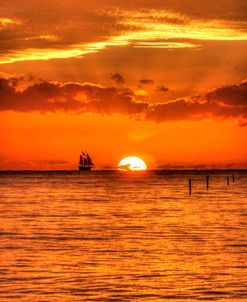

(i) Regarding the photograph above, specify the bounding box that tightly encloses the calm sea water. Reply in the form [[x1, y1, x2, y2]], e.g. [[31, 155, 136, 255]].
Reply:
[[0, 170, 247, 301]]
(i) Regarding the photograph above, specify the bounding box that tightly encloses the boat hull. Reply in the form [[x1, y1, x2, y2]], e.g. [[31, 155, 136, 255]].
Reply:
[[78, 165, 92, 171]]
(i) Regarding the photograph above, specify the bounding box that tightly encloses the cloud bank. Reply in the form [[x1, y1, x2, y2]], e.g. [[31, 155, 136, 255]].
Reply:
[[0, 73, 247, 124]]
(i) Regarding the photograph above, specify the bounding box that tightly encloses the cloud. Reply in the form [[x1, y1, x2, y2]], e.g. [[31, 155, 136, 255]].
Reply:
[[0, 6, 247, 64], [132, 41, 200, 49], [110, 73, 125, 84], [0, 73, 247, 125], [205, 79, 247, 107], [156, 85, 169, 93], [139, 79, 154, 85], [39, 160, 70, 165], [0, 18, 20, 28], [112, 9, 247, 41], [0, 42, 116, 65], [0, 73, 147, 115]]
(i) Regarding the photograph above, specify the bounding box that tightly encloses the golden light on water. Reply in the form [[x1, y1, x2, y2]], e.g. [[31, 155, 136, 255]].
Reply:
[[118, 156, 147, 171]]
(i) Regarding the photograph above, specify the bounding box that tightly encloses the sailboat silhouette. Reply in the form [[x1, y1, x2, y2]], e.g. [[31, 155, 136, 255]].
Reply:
[[78, 151, 94, 171]]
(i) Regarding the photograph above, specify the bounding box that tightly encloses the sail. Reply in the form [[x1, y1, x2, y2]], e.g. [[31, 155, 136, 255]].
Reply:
[[79, 153, 84, 165], [84, 155, 88, 166], [87, 154, 94, 166]]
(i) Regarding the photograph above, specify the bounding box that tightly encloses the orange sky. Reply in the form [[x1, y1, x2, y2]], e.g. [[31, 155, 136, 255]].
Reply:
[[0, 0, 247, 169]]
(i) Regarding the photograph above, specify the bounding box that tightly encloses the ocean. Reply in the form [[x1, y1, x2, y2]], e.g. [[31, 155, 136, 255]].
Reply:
[[0, 170, 247, 301]]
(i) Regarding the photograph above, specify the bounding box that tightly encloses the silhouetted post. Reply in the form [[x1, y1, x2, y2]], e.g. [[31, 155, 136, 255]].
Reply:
[[232, 174, 235, 182], [189, 179, 192, 195], [227, 176, 229, 186], [206, 175, 209, 190]]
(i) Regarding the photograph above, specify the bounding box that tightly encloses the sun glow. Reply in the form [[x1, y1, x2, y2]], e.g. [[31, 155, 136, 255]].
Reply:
[[118, 156, 147, 171]]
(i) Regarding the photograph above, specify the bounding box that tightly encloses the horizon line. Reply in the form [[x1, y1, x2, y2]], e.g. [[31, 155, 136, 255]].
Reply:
[[0, 168, 246, 172]]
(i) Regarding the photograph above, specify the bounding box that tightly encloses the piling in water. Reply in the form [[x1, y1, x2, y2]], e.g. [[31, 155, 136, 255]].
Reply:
[[227, 176, 229, 186], [189, 179, 192, 195], [232, 174, 235, 182], [206, 175, 209, 190]]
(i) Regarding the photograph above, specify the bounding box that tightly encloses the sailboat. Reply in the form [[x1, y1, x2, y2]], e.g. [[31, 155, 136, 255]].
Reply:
[[78, 151, 94, 171]]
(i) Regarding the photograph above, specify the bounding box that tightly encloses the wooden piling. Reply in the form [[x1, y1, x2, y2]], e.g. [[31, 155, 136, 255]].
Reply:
[[189, 179, 192, 195], [206, 175, 209, 190], [232, 174, 235, 182], [227, 176, 229, 186]]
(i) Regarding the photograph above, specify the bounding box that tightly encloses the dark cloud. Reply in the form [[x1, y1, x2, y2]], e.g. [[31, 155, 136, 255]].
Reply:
[[139, 79, 154, 85], [39, 160, 70, 165], [156, 85, 169, 93], [205, 79, 247, 107], [0, 73, 147, 115], [146, 79, 247, 122], [110, 73, 125, 84], [146, 98, 209, 122], [1, 73, 247, 125]]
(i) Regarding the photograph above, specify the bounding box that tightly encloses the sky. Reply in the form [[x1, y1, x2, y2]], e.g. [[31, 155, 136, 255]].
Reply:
[[0, 0, 247, 169]]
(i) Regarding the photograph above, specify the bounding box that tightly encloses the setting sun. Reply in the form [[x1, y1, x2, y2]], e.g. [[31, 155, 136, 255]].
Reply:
[[118, 156, 147, 171]]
